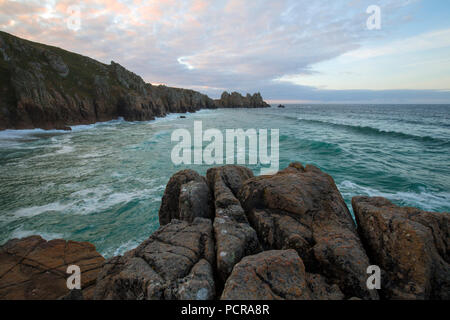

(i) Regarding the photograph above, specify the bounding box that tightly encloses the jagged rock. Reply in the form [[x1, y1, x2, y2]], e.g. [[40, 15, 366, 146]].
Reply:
[[221, 250, 311, 300], [175, 259, 215, 300], [215, 91, 270, 108], [0, 236, 104, 300], [93, 218, 215, 300], [352, 196, 450, 300], [206, 165, 261, 282], [179, 180, 214, 223], [237, 162, 378, 300], [159, 169, 212, 225]]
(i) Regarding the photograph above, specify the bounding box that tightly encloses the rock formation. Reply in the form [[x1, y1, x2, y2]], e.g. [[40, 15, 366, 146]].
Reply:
[[0, 236, 104, 300], [352, 196, 449, 300], [237, 162, 378, 299], [206, 166, 261, 283], [93, 218, 215, 300], [0, 31, 269, 131], [214, 91, 270, 108], [0, 163, 448, 300]]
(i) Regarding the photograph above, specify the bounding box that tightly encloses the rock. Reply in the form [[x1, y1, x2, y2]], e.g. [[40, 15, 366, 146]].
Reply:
[[44, 51, 69, 77], [306, 273, 345, 300], [206, 165, 261, 282], [221, 250, 311, 300], [175, 259, 215, 300], [237, 162, 378, 300], [277, 104, 285, 108], [159, 170, 213, 225], [352, 196, 450, 300], [215, 91, 270, 108], [0, 236, 105, 300], [179, 180, 214, 223], [93, 218, 215, 300]]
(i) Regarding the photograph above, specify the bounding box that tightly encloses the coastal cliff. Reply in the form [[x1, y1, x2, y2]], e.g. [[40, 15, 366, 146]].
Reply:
[[1, 163, 448, 300], [0, 31, 269, 131]]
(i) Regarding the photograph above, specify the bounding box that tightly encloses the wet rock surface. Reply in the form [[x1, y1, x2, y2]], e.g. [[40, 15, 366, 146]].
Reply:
[[0, 236, 104, 300], [353, 196, 450, 300]]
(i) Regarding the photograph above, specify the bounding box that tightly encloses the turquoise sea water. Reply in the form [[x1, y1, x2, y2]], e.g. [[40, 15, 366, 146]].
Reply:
[[1, 105, 449, 257]]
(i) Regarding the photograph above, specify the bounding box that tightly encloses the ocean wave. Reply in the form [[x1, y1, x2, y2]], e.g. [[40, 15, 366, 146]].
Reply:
[[6, 226, 64, 243], [296, 117, 449, 145], [3, 202, 72, 221], [338, 180, 450, 212], [69, 117, 126, 131], [2, 184, 165, 222], [279, 135, 343, 154]]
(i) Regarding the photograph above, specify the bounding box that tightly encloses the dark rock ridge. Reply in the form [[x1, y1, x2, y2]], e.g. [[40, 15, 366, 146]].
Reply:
[[0, 31, 269, 130], [0, 163, 448, 300]]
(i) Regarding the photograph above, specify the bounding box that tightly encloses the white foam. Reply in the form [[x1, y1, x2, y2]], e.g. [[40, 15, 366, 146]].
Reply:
[[338, 180, 450, 212], [111, 240, 141, 256], [5, 202, 72, 220], [8, 226, 64, 241], [69, 117, 125, 132], [55, 145, 75, 154]]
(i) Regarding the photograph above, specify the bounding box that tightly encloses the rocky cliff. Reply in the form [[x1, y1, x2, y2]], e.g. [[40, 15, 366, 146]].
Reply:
[[1, 163, 448, 300], [0, 31, 269, 130]]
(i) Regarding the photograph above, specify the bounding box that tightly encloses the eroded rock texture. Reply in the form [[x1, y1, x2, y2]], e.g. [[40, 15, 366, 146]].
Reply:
[[237, 162, 378, 299], [206, 165, 262, 283], [159, 169, 213, 226], [93, 218, 215, 300], [221, 249, 345, 300], [0, 236, 104, 300], [352, 196, 449, 300], [221, 250, 310, 300]]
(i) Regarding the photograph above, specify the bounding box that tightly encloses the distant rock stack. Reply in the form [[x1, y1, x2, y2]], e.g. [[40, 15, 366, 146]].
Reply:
[[214, 91, 270, 108]]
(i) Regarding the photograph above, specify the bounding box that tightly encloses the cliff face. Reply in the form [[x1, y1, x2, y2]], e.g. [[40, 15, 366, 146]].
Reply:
[[0, 31, 268, 130]]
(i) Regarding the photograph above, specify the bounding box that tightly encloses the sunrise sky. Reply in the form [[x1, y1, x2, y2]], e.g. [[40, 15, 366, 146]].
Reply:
[[1, 0, 450, 103]]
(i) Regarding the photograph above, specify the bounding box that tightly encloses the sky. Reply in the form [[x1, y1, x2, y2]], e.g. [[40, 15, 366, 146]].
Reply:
[[1, 0, 450, 103]]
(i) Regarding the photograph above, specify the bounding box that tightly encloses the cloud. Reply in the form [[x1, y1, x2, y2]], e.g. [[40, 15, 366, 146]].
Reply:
[[0, 0, 449, 102], [343, 28, 450, 60]]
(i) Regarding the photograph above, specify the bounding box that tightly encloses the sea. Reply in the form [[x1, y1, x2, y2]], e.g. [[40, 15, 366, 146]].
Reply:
[[1, 104, 449, 257]]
